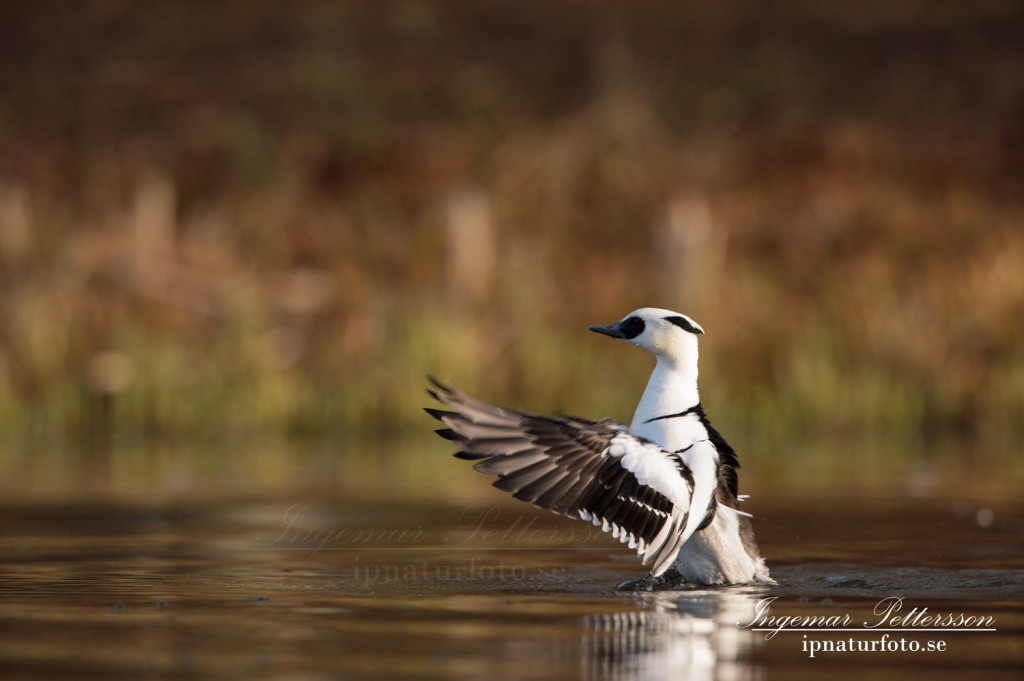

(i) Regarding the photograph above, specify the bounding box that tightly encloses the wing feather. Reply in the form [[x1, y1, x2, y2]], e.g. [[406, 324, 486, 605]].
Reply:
[[426, 378, 704, 576]]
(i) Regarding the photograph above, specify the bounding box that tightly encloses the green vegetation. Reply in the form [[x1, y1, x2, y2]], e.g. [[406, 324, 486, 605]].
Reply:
[[0, 1, 1021, 462]]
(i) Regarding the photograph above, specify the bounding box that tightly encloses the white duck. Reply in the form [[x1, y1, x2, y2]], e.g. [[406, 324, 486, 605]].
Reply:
[[426, 308, 772, 587]]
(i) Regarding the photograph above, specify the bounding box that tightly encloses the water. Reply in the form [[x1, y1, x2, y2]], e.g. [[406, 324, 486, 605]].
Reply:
[[1, 447, 1022, 680]]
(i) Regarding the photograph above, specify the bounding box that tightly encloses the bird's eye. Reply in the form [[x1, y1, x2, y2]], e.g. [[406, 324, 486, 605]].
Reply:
[[619, 316, 646, 339]]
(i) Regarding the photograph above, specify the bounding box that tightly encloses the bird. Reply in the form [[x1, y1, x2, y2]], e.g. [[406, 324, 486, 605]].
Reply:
[[425, 307, 772, 587]]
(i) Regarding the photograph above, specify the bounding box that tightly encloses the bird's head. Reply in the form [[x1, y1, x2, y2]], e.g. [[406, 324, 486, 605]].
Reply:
[[588, 307, 704, 364]]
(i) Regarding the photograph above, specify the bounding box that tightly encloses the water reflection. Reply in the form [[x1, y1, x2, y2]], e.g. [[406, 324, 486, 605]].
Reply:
[[583, 589, 764, 681], [2, 488, 1022, 680]]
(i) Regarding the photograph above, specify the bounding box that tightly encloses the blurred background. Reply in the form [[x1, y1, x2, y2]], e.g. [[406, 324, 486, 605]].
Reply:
[[0, 0, 1022, 500]]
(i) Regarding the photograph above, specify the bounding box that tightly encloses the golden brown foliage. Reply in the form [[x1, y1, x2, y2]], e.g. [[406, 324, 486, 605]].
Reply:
[[0, 2, 1021, 448]]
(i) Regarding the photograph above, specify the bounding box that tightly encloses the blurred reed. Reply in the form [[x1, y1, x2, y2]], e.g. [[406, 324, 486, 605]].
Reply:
[[0, 1, 1020, 462], [0, 120, 1021, 453]]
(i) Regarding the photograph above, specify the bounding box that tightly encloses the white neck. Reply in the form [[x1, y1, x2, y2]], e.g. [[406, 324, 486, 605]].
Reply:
[[630, 354, 700, 434]]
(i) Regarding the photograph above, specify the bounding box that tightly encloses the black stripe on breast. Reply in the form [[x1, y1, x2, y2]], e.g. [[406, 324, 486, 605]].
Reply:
[[643, 403, 702, 424]]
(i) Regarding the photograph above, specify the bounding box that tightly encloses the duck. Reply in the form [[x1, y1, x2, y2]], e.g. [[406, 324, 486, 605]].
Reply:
[[425, 307, 772, 588]]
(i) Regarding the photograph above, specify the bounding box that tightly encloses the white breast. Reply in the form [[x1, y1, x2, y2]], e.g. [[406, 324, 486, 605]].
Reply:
[[677, 439, 719, 536], [631, 412, 708, 453]]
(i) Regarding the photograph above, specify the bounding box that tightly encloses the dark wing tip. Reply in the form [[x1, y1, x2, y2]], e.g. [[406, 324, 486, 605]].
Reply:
[[424, 406, 456, 421], [455, 451, 487, 461], [433, 427, 462, 442]]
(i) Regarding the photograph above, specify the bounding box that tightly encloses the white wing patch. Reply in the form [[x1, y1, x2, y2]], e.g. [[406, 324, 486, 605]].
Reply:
[[573, 433, 702, 576], [612, 433, 692, 507]]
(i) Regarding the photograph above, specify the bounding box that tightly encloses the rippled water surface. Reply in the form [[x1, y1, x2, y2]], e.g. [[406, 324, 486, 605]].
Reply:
[[1, 445, 1022, 680]]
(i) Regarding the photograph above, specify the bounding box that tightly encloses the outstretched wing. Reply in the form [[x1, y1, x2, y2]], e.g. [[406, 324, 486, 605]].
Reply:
[[425, 378, 710, 576]]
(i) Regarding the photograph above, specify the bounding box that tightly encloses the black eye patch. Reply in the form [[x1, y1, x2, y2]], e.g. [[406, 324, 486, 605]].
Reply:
[[664, 316, 703, 334], [619, 316, 646, 339]]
